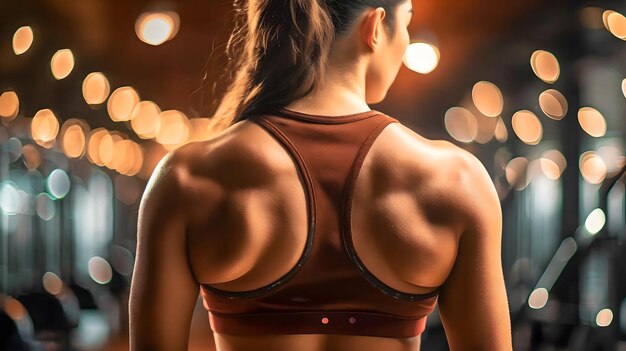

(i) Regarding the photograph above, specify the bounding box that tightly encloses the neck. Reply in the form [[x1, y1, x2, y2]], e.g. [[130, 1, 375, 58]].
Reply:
[[286, 90, 368, 115], [286, 42, 370, 115]]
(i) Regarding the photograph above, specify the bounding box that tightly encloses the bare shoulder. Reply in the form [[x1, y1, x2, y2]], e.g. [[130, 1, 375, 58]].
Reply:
[[379, 121, 475, 187], [156, 119, 288, 210], [140, 145, 186, 213], [379, 121, 497, 225], [182, 119, 289, 182]]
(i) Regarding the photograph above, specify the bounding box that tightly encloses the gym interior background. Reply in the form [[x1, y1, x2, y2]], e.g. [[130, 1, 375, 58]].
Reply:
[[0, 0, 625, 350]]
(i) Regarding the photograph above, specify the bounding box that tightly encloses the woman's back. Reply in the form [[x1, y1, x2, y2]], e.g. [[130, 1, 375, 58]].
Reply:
[[129, 0, 512, 347], [129, 108, 511, 350], [172, 109, 499, 350]]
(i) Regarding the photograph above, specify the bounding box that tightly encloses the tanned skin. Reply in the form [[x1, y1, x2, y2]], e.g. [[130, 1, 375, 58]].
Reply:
[[129, 0, 513, 349]]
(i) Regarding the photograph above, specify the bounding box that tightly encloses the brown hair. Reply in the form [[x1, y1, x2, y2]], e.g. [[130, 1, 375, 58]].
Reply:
[[195, 0, 406, 136]]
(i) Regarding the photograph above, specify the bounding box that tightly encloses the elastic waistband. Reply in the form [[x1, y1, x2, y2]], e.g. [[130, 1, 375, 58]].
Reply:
[[208, 310, 428, 338]]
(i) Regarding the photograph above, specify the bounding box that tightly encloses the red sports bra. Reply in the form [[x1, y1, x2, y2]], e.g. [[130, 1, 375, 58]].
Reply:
[[199, 107, 440, 338]]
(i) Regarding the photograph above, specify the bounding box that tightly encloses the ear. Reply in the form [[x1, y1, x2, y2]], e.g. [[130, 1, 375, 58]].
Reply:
[[361, 7, 387, 51]]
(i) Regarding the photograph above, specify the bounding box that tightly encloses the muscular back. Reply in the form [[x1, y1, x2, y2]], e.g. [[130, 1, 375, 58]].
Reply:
[[129, 117, 512, 351]]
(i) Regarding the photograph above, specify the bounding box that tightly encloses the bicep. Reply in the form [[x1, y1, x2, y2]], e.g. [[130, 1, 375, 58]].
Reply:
[[129, 151, 200, 351], [437, 152, 512, 350]]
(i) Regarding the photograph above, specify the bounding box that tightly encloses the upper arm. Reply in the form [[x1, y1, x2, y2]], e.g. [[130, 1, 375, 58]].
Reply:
[[129, 150, 200, 350], [437, 150, 512, 350]]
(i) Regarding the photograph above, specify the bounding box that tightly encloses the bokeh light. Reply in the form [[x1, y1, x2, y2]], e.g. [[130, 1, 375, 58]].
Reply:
[[42, 271, 64, 295], [4, 297, 27, 321], [444, 107, 478, 143], [108, 138, 143, 175], [603, 10, 626, 40], [83, 72, 111, 105], [47, 169, 71, 199], [511, 110, 543, 145], [61, 119, 90, 159], [578, 107, 607, 137], [50, 48, 75, 80], [596, 308, 614, 327], [585, 208, 605, 235], [403, 42, 440, 74], [539, 158, 561, 180], [528, 288, 549, 309], [131, 100, 161, 139], [580, 151, 607, 184], [540, 149, 567, 180], [472, 81, 504, 117], [12, 25, 33, 55], [0, 90, 20, 121], [88, 256, 113, 284], [539, 89, 568, 120], [135, 11, 180, 46], [155, 110, 191, 148], [31, 109, 60, 147], [530, 50, 560, 83], [505, 157, 530, 190], [108, 86, 140, 122]]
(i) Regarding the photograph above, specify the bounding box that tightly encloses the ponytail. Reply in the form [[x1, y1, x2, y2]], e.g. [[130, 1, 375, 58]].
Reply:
[[194, 0, 404, 137]]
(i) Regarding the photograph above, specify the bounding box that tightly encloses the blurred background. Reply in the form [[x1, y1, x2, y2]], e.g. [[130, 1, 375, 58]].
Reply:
[[0, 0, 625, 350]]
